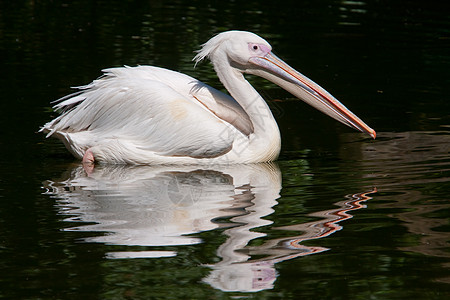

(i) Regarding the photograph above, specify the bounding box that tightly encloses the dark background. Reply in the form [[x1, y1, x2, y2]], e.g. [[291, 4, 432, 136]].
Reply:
[[1, 1, 449, 298]]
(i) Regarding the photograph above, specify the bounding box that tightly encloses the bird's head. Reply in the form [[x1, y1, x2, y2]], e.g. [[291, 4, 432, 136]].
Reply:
[[194, 31, 272, 67], [194, 31, 376, 139]]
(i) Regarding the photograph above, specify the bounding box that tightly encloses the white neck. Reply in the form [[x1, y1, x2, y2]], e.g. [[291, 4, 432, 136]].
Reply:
[[213, 59, 281, 160]]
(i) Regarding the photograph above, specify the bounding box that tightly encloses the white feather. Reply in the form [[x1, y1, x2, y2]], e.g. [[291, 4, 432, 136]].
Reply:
[[42, 66, 248, 164]]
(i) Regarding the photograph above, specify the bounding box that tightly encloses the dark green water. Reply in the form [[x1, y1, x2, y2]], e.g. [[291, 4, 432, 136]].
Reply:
[[1, 1, 450, 299]]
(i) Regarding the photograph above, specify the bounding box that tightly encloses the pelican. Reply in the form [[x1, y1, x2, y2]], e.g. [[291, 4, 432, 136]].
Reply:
[[41, 30, 375, 165]]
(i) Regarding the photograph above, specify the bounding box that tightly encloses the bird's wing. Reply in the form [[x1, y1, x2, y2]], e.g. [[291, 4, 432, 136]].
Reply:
[[43, 66, 251, 158], [102, 66, 254, 136]]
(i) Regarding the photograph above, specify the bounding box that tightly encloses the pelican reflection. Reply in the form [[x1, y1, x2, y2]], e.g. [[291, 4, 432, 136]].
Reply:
[[44, 163, 375, 292], [45, 163, 280, 248]]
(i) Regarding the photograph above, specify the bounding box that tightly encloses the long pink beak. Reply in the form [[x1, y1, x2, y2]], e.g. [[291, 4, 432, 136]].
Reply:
[[248, 52, 376, 139]]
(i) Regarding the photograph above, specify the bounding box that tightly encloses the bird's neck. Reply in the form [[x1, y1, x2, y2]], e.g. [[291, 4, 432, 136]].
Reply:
[[215, 63, 279, 136], [214, 61, 281, 161]]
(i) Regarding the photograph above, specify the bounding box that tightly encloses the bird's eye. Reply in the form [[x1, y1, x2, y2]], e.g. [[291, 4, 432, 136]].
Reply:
[[253, 45, 258, 50]]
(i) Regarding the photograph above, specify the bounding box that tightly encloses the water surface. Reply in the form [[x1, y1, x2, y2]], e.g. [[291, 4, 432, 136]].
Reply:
[[0, 1, 449, 299]]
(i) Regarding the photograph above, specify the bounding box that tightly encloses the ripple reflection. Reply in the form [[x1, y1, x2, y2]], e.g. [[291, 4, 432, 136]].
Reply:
[[342, 131, 450, 276], [44, 163, 375, 292]]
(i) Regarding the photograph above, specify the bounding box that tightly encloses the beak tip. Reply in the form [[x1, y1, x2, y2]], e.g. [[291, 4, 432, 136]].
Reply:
[[369, 129, 376, 139]]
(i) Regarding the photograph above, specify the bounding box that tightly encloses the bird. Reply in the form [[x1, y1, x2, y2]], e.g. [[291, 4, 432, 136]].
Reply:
[[41, 30, 375, 165]]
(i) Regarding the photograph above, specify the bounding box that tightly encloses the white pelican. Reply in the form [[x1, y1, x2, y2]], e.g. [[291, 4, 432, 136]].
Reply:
[[41, 30, 375, 165]]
